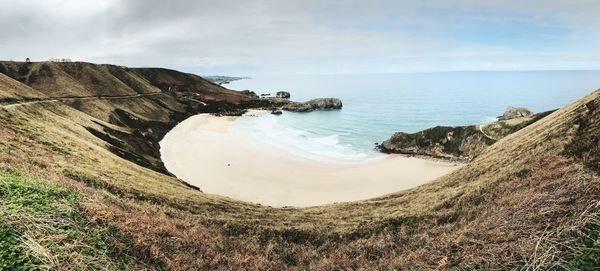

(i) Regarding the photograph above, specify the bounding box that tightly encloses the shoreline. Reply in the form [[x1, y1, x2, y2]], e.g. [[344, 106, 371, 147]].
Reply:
[[160, 112, 462, 207], [231, 109, 392, 165]]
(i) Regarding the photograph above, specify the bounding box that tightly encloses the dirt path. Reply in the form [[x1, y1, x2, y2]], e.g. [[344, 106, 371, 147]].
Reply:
[[478, 124, 495, 140], [1, 92, 166, 109]]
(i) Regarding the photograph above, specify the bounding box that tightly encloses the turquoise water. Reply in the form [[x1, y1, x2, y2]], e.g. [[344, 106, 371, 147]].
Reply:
[[227, 71, 600, 161]]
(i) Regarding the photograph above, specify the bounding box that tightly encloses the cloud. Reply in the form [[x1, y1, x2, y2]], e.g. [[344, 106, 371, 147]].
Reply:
[[0, 0, 599, 75]]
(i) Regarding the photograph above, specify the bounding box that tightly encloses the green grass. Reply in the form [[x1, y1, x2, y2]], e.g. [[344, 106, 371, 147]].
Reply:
[[0, 169, 137, 270], [568, 208, 600, 270]]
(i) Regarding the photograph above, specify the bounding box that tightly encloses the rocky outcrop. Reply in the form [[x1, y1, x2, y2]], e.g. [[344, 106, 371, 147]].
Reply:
[[498, 106, 532, 120], [271, 108, 283, 115], [282, 98, 343, 112], [377, 125, 493, 161], [276, 91, 290, 99], [378, 110, 554, 161]]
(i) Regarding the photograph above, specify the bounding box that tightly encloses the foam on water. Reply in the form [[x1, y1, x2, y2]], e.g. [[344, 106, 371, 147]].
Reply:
[[230, 113, 381, 162]]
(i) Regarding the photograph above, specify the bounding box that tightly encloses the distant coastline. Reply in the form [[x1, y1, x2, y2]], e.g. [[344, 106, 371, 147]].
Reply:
[[203, 75, 251, 85]]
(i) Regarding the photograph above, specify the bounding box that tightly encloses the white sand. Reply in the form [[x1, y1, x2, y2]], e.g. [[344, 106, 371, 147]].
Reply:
[[160, 112, 461, 207]]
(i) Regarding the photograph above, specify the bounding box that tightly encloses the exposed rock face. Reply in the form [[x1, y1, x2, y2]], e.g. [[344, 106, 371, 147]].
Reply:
[[498, 106, 533, 120], [282, 98, 343, 112], [276, 91, 290, 99], [378, 110, 554, 161], [378, 126, 492, 161]]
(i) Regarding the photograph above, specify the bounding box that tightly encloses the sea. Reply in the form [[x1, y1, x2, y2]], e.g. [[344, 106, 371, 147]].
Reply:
[[226, 71, 600, 162]]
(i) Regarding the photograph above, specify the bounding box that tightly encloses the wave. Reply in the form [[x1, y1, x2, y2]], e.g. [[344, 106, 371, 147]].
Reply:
[[230, 114, 380, 162]]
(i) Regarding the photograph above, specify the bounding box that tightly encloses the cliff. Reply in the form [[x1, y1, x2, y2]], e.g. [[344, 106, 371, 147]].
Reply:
[[378, 110, 554, 160], [282, 98, 343, 112]]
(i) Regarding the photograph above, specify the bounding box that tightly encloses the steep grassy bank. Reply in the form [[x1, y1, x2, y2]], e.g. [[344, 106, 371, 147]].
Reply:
[[1, 61, 599, 269]]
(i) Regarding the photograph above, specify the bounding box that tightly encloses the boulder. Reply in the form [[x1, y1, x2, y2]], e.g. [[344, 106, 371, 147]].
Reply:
[[276, 91, 291, 99], [271, 108, 283, 115], [498, 106, 533, 120], [282, 98, 343, 112]]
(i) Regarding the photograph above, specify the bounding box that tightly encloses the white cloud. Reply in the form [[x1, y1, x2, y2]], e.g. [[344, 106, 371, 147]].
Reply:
[[0, 0, 599, 75]]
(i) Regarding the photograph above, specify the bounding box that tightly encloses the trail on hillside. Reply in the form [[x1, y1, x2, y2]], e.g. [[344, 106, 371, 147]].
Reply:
[[0, 92, 165, 109], [478, 124, 494, 140]]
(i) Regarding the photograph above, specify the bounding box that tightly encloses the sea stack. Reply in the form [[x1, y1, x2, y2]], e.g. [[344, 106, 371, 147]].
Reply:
[[282, 98, 343, 112], [276, 91, 291, 99], [498, 106, 533, 120]]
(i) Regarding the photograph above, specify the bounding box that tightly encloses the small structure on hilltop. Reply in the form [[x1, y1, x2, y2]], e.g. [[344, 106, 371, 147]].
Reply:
[[49, 58, 73, 62], [25, 57, 31, 63]]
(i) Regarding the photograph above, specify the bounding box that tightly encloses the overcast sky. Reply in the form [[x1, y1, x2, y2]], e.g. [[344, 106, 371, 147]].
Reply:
[[1, 0, 599, 76]]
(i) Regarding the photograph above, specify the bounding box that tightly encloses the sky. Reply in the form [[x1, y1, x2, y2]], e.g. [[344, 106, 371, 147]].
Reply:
[[0, 0, 599, 76]]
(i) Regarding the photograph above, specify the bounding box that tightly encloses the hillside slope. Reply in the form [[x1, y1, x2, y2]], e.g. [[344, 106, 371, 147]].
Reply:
[[0, 61, 599, 270], [0, 72, 48, 101], [0, 61, 268, 174]]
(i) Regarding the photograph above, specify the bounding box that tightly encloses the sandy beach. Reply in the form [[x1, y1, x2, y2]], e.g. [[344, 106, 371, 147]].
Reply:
[[160, 112, 461, 207]]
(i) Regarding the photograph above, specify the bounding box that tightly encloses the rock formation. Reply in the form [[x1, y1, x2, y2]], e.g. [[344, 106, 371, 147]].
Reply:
[[282, 98, 343, 112], [378, 110, 554, 161], [276, 91, 290, 99], [498, 106, 533, 120]]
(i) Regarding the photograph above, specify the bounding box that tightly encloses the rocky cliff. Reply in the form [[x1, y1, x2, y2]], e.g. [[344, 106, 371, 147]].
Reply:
[[378, 110, 554, 160], [282, 98, 343, 112]]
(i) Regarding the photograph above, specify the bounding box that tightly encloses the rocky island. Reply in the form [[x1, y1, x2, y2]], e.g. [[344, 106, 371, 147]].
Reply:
[[276, 91, 290, 99], [498, 106, 533, 120], [282, 98, 343, 112]]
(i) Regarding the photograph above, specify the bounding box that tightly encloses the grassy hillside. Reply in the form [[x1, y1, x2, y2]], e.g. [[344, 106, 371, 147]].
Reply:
[[0, 73, 47, 102], [1, 61, 599, 270]]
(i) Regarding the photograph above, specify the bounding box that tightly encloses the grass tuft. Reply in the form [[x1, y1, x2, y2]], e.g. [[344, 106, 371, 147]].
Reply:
[[0, 170, 141, 270]]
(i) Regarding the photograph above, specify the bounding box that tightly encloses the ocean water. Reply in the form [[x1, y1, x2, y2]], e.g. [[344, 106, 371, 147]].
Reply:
[[227, 71, 600, 162]]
